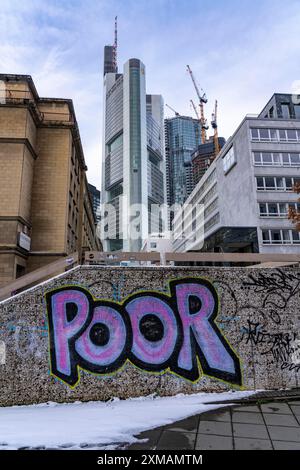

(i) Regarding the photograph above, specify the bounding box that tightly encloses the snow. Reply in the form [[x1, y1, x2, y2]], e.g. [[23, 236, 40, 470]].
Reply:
[[0, 390, 256, 450]]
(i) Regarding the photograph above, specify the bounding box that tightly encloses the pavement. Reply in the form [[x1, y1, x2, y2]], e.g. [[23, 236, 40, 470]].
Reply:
[[127, 397, 300, 450]]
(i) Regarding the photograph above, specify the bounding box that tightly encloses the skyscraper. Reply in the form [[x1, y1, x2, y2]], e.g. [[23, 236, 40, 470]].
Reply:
[[165, 116, 201, 209], [101, 40, 165, 251]]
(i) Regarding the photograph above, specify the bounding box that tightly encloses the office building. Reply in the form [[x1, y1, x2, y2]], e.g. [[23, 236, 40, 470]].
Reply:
[[0, 74, 100, 286], [88, 183, 101, 223], [173, 94, 300, 254], [101, 50, 165, 251], [165, 116, 201, 208]]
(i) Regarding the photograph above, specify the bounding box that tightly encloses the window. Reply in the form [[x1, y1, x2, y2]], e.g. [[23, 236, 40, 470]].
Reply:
[[295, 105, 300, 119], [259, 202, 290, 217], [292, 231, 300, 243], [256, 176, 300, 191], [260, 128, 269, 140], [259, 203, 267, 216], [251, 127, 300, 142], [281, 104, 290, 119], [251, 128, 259, 140], [223, 146, 236, 173], [262, 229, 300, 244], [287, 129, 297, 141], [150, 242, 157, 249], [253, 152, 262, 164], [290, 153, 300, 165], [279, 129, 287, 141]]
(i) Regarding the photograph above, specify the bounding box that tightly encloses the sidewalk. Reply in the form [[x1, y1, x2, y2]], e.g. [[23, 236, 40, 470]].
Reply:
[[127, 398, 300, 450]]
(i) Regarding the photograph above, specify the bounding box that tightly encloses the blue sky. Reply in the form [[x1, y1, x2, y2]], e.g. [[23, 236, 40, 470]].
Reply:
[[1, 0, 300, 187]]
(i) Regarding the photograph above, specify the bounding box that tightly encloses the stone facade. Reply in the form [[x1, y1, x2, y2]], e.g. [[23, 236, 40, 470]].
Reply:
[[0, 75, 101, 286], [0, 265, 299, 406]]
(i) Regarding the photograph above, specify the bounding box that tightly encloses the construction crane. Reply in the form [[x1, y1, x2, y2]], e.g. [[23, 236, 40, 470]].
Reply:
[[186, 65, 208, 144], [190, 99, 199, 120], [190, 99, 201, 145], [211, 99, 220, 155], [165, 104, 180, 116]]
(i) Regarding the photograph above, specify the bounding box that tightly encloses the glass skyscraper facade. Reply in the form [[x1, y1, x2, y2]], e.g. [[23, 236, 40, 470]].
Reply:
[[165, 116, 201, 209], [101, 56, 165, 251]]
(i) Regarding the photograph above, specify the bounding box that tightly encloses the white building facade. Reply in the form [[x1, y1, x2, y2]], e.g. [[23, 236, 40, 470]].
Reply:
[[173, 94, 300, 254]]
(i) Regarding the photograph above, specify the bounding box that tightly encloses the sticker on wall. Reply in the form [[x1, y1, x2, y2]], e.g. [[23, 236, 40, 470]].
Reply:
[[45, 278, 242, 387]]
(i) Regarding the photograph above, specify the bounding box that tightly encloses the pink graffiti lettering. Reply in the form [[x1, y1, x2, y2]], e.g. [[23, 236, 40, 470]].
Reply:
[[46, 279, 241, 387]]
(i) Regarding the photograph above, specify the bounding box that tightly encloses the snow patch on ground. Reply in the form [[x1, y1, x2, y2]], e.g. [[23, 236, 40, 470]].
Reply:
[[0, 390, 256, 450]]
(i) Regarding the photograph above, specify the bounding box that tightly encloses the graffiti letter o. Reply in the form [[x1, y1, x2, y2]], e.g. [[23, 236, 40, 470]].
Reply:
[[125, 295, 178, 369]]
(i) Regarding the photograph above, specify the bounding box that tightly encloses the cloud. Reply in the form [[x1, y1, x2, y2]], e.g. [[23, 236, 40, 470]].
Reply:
[[0, 0, 299, 188]]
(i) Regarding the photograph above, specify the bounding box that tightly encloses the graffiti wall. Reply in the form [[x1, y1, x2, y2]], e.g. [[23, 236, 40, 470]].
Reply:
[[0, 266, 299, 405]]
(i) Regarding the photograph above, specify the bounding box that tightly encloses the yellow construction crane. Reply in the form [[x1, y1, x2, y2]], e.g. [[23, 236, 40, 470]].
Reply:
[[165, 104, 180, 116], [186, 65, 208, 144], [211, 100, 220, 155]]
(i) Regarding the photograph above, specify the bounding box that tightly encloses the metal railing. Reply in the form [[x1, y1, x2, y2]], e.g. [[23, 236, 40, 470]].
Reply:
[[85, 251, 300, 266]]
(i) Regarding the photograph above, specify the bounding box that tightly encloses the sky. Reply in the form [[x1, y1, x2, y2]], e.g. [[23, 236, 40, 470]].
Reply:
[[0, 0, 300, 188]]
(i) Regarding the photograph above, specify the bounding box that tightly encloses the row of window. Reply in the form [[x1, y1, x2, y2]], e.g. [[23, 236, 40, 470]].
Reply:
[[262, 229, 300, 245], [253, 152, 300, 167], [259, 202, 300, 217], [256, 176, 300, 191], [251, 128, 300, 142]]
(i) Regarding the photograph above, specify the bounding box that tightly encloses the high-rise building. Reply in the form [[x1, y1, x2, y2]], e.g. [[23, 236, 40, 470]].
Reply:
[[0, 74, 101, 286], [88, 183, 101, 223], [173, 94, 300, 254], [165, 116, 201, 209], [101, 49, 165, 251], [192, 136, 226, 186]]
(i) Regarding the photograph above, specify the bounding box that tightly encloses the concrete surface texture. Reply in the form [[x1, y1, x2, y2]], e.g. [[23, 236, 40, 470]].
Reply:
[[0, 265, 299, 406], [128, 399, 300, 450]]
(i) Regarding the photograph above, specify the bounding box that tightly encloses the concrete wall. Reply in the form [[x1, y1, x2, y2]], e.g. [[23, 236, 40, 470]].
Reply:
[[0, 266, 299, 406]]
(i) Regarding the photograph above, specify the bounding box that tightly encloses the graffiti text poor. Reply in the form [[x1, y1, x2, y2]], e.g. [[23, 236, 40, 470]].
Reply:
[[46, 279, 241, 387]]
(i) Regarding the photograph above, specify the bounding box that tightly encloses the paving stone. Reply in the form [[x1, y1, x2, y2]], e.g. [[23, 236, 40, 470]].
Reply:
[[198, 420, 232, 436], [202, 410, 231, 422], [263, 413, 299, 427], [290, 405, 300, 416], [273, 440, 300, 450], [195, 434, 233, 450], [233, 405, 260, 413], [156, 430, 196, 450], [234, 438, 272, 450], [127, 429, 161, 450], [233, 423, 269, 439], [260, 402, 292, 414], [267, 426, 300, 442], [163, 415, 199, 433], [232, 411, 264, 424]]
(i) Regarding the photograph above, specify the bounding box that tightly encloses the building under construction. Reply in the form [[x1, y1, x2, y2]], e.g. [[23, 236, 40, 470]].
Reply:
[[186, 65, 226, 185], [192, 136, 226, 185]]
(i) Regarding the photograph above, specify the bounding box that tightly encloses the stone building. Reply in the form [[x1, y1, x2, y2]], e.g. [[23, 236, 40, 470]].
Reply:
[[0, 74, 101, 286]]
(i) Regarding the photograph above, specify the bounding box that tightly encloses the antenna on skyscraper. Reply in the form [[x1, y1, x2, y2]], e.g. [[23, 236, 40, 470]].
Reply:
[[113, 16, 118, 71]]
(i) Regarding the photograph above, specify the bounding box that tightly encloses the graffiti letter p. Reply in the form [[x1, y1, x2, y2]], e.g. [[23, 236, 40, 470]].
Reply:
[[47, 288, 90, 385]]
